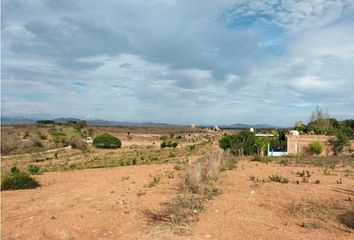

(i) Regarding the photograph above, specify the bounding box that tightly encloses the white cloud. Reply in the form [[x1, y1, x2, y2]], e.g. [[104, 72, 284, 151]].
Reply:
[[2, 0, 354, 125], [225, 0, 354, 31]]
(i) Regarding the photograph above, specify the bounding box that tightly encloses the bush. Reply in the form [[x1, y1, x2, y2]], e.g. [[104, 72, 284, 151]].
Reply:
[[183, 151, 222, 194], [1, 171, 40, 191], [269, 174, 289, 183], [160, 141, 178, 149], [27, 164, 42, 175], [160, 141, 167, 148], [1, 132, 20, 154], [308, 141, 324, 155], [93, 134, 121, 149]]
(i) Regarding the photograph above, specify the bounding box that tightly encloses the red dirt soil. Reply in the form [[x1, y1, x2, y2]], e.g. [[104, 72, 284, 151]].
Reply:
[[2, 161, 354, 240]]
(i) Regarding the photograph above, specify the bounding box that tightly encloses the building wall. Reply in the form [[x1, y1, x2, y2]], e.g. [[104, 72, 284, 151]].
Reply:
[[286, 135, 334, 156]]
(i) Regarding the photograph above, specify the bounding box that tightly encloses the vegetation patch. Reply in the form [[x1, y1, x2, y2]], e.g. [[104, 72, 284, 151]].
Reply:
[[93, 134, 121, 149], [160, 141, 178, 148], [269, 174, 289, 183], [144, 151, 236, 233], [1, 167, 40, 191], [337, 212, 354, 230], [143, 194, 204, 233], [308, 141, 324, 155], [27, 164, 43, 175]]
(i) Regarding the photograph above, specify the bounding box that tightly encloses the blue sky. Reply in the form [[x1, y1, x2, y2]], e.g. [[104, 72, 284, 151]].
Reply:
[[2, 0, 354, 126]]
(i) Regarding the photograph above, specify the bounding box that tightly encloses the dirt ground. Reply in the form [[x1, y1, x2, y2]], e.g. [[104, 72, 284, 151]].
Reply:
[[2, 159, 353, 240]]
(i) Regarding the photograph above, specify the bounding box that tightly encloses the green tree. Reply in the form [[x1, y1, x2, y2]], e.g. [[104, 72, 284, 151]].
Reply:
[[255, 138, 269, 157], [307, 106, 332, 134], [294, 121, 306, 132], [219, 131, 256, 156], [330, 131, 349, 155], [93, 134, 121, 149]]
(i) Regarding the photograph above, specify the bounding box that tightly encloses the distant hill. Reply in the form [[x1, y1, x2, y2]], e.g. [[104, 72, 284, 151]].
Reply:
[[1, 117, 36, 125], [1, 116, 182, 127], [221, 123, 279, 129], [86, 119, 179, 126], [1, 117, 280, 129]]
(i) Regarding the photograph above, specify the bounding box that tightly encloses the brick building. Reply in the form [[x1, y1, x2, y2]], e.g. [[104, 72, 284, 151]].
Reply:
[[286, 135, 334, 156]]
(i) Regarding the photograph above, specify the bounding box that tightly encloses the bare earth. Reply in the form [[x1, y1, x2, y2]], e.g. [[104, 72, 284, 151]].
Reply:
[[2, 160, 354, 240]]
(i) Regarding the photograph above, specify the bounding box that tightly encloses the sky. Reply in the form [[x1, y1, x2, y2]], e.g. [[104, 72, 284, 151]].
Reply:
[[2, 0, 354, 126]]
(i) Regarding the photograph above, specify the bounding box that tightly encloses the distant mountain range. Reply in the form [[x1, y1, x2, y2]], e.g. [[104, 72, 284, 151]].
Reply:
[[1, 117, 181, 127], [220, 123, 277, 129], [1, 116, 281, 129]]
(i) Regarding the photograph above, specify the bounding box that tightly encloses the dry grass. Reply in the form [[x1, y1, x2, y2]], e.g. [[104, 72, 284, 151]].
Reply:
[[143, 150, 236, 233], [143, 194, 204, 232], [289, 200, 354, 231]]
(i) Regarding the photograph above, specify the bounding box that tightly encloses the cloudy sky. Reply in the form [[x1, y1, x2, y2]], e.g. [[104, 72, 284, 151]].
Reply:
[[2, 0, 354, 126]]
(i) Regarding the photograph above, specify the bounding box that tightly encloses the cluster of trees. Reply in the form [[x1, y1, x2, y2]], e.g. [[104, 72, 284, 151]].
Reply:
[[219, 130, 285, 156], [294, 107, 353, 137]]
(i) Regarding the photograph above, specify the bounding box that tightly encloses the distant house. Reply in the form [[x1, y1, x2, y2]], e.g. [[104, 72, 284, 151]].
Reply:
[[255, 133, 274, 137], [83, 137, 93, 144]]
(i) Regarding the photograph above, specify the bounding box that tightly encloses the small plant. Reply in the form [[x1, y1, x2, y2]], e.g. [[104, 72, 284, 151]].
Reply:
[[249, 176, 256, 181], [121, 176, 130, 181], [149, 176, 161, 187], [297, 170, 311, 178], [336, 178, 343, 184], [39, 134, 47, 140], [27, 164, 42, 175], [308, 141, 324, 155], [252, 156, 271, 163], [168, 151, 176, 158], [2, 169, 40, 191], [23, 131, 30, 139], [174, 164, 181, 171], [323, 167, 331, 175], [168, 172, 174, 179], [189, 144, 196, 151], [300, 221, 323, 229], [279, 159, 290, 166], [328, 163, 336, 170], [344, 197, 352, 202], [269, 174, 289, 184], [137, 190, 146, 197], [315, 180, 320, 184]]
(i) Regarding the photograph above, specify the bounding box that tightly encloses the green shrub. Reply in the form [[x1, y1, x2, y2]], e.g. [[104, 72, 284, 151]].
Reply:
[[11, 166, 20, 174], [93, 134, 121, 149], [160, 142, 167, 148], [27, 164, 42, 175], [269, 174, 289, 183], [168, 151, 176, 158], [308, 141, 323, 155], [160, 141, 178, 149], [1, 171, 40, 191], [40, 135, 47, 140]]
